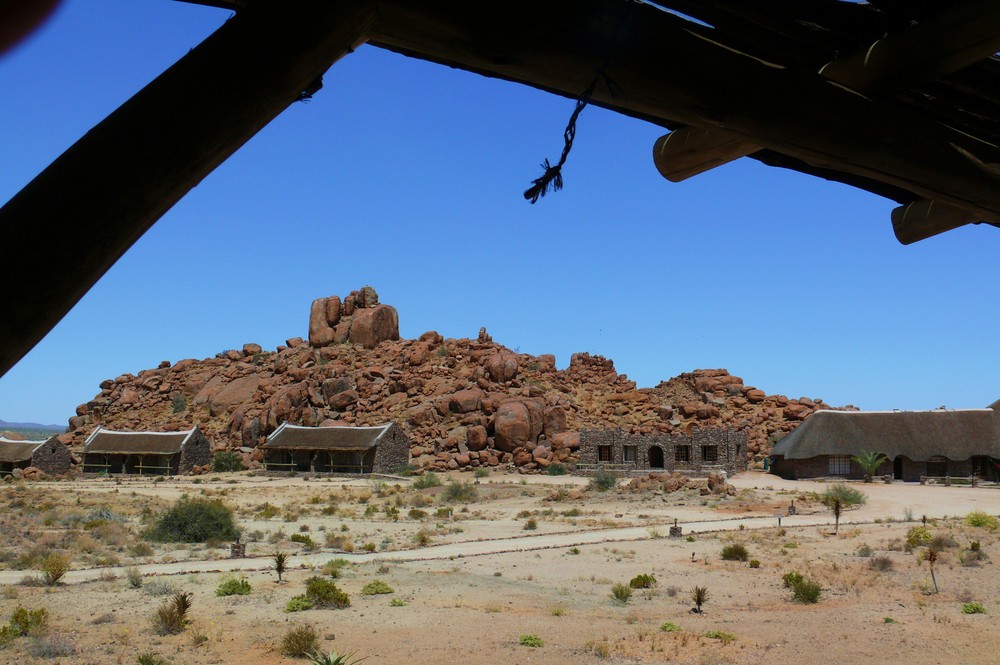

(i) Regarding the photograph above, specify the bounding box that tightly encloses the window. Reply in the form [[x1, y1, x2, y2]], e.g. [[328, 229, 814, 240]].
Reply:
[[829, 455, 850, 475], [675, 445, 691, 463], [597, 446, 612, 463], [623, 446, 637, 463], [701, 445, 718, 463]]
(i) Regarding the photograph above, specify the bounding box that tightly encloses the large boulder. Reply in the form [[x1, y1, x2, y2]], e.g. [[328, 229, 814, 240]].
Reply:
[[486, 352, 518, 383], [308, 297, 336, 347], [449, 389, 484, 414], [493, 398, 544, 452], [349, 304, 399, 349]]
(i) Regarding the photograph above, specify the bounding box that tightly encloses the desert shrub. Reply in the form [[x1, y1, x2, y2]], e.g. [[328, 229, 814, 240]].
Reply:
[[610, 583, 633, 604], [144, 580, 177, 596], [442, 481, 478, 503], [290, 533, 316, 548], [216, 576, 251, 596], [412, 473, 442, 490], [869, 556, 894, 572], [136, 653, 170, 665], [749, 559, 761, 569], [628, 573, 657, 589], [152, 592, 192, 635], [40, 553, 70, 585], [962, 602, 987, 614], [361, 580, 394, 595], [519, 634, 544, 647], [171, 393, 186, 414], [9, 606, 49, 636], [546, 462, 568, 476], [389, 598, 407, 607], [691, 586, 709, 613], [305, 577, 350, 609], [782, 571, 804, 589], [660, 622, 681, 632], [285, 595, 315, 612], [720, 543, 750, 562], [125, 566, 144, 588], [906, 526, 933, 550], [789, 577, 822, 604], [524, 518, 538, 531], [855, 544, 873, 557], [128, 542, 154, 557], [965, 511, 998, 529], [281, 624, 320, 656], [704, 630, 736, 644], [144, 496, 238, 543], [28, 632, 76, 657], [408, 508, 427, 520], [211, 450, 245, 473], [307, 650, 366, 665], [588, 469, 618, 492], [474, 467, 489, 478]]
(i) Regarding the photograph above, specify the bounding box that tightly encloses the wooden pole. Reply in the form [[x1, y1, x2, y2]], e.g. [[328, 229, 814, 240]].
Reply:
[[0, 1, 376, 377]]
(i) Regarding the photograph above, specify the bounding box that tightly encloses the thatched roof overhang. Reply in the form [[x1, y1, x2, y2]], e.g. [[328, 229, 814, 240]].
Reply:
[[83, 426, 198, 455], [771, 409, 1000, 462], [263, 423, 394, 451], [0, 438, 44, 464]]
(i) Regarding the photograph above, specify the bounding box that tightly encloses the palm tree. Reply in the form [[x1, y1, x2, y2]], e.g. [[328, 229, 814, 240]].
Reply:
[[852, 451, 889, 483], [821, 483, 867, 534], [691, 585, 709, 614], [925, 545, 940, 593]]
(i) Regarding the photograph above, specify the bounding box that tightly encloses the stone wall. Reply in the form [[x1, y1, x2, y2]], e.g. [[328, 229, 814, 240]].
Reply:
[[577, 428, 747, 476], [372, 422, 411, 474], [179, 428, 213, 474], [31, 437, 73, 475]]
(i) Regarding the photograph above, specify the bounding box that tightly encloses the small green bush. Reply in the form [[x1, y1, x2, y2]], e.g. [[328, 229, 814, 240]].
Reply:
[[782, 571, 804, 589], [628, 573, 657, 589], [962, 602, 987, 614], [216, 577, 251, 596], [389, 598, 407, 607], [211, 450, 245, 473], [290, 533, 316, 548], [519, 634, 544, 647], [869, 556, 894, 572], [965, 511, 999, 529], [412, 473, 442, 490], [610, 583, 633, 604], [361, 580, 394, 595], [659, 622, 681, 632], [749, 559, 761, 569], [588, 469, 618, 492], [285, 595, 315, 613], [171, 393, 186, 414], [305, 577, 350, 609], [524, 518, 538, 531], [474, 467, 489, 478], [408, 508, 427, 520], [40, 553, 70, 586], [906, 526, 933, 550], [281, 624, 320, 656], [307, 650, 366, 665], [144, 496, 239, 543], [442, 480, 478, 503], [136, 653, 170, 665], [546, 462, 568, 476], [704, 630, 736, 644], [720, 543, 750, 562], [790, 577, 822, 604], [9, 606, 49, 636], [152, 592, 192, 635]]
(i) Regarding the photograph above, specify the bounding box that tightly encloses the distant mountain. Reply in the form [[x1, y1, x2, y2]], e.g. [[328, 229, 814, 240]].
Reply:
[[0, 419, 62, 431]]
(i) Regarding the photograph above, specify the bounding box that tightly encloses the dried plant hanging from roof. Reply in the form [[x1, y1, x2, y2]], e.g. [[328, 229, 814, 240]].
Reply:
[[522, 76, 600, 204]]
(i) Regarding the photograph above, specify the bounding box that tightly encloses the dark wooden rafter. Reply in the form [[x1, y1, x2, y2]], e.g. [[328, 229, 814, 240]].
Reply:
[[0, 0, 376, 377], [654, 0, 1000, 185]]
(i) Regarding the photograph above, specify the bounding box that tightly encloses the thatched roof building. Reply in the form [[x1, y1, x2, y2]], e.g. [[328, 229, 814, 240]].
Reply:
[[82, 426, 212, 475], [262, 422, 409, 475], [0, 436, 73, 476], [770, 406, 1000, 481]]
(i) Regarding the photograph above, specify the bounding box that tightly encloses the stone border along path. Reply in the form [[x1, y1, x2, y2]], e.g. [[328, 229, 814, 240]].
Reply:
[[0, 512, 849, 587]]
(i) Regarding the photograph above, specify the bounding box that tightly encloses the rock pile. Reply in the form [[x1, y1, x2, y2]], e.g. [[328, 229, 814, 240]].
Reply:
[[63, 286, 851, 472]]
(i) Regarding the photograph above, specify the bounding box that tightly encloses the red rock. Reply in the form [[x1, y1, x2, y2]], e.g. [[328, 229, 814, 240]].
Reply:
[[449, 389, 484, 414], [783, 403, 810, 420], [696, 405, 720, 420], [543, 406, 567, 435], [494, 398, 544, 452], [549, 431, 580, 451], [466, 426, 488, 451], [285, 337, 305, 348], [408, 405, 438, 427], [419, 331, 443, 344], [746, 389, 766, 403], [486, 352, 518, 382], [455, 453, 471, 466], [536, 354, 556, 372], [325, 295, 342, 327], [349, 305, 399, 349], [512, 448, 534, 466]]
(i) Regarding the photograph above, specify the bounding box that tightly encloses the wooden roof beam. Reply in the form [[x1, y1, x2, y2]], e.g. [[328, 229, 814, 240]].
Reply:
[[0, 0, 375, 377], [653, 0, 1000, 233]]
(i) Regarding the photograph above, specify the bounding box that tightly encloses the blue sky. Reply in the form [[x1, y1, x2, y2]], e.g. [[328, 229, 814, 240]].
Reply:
[[2, 1, 999, 426]]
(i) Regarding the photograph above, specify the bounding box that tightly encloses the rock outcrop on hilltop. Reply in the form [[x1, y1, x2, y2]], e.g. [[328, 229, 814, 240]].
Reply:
[[62, 287, 851, 472]]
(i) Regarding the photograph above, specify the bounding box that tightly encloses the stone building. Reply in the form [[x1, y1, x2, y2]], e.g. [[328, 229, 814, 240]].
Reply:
[[770, 406, 1000, 482], [0, 436, 73, 476], [577, 428, 748, 476], [262, 422, 409, 475], [82, 426, 212, 475]]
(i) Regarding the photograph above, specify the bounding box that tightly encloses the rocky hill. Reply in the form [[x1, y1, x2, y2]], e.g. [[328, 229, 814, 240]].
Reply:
[[61, 287, 851, 472]]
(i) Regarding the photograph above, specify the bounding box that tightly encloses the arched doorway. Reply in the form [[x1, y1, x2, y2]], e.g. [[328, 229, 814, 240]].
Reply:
[[893, 456, 903, 480], [648, 445, 664, 469]]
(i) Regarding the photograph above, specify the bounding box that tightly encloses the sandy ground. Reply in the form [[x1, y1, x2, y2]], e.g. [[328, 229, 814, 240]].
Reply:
[[1, 470, 998, 664]]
